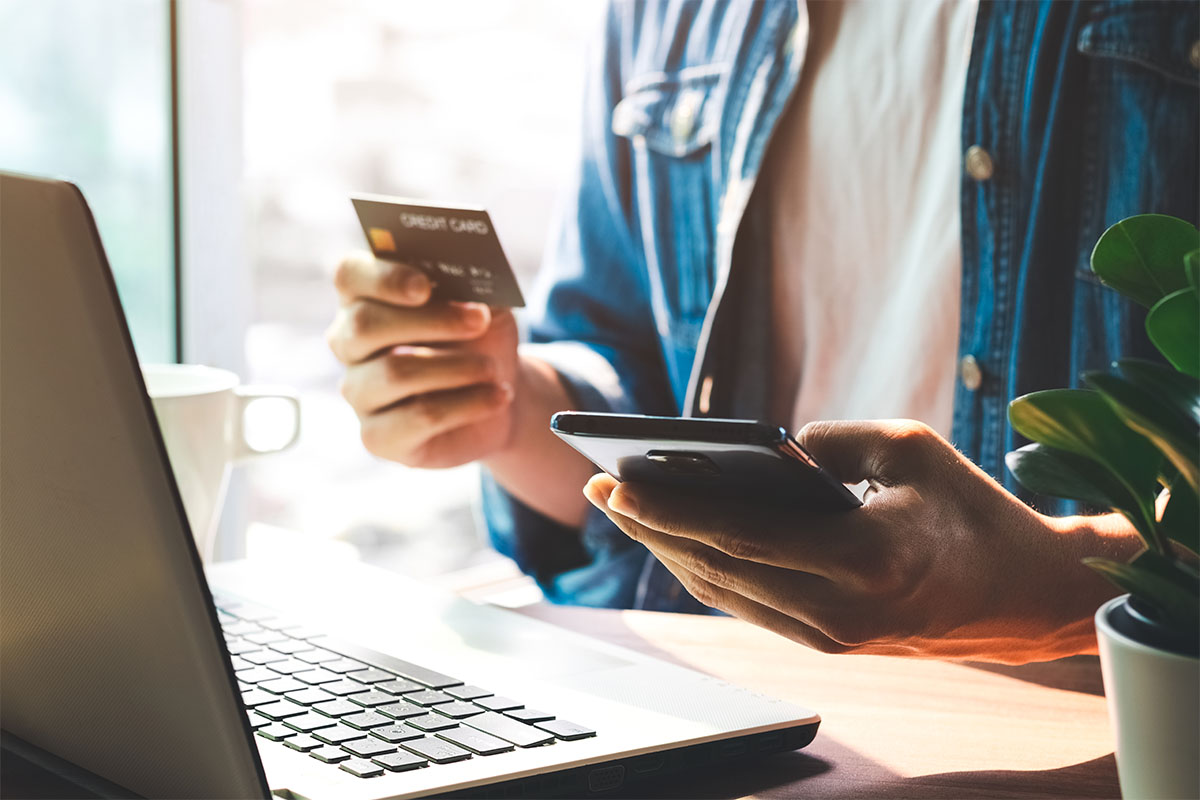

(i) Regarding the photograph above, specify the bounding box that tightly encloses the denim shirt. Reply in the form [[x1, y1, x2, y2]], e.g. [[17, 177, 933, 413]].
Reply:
[[483, 0, 1200, 612]]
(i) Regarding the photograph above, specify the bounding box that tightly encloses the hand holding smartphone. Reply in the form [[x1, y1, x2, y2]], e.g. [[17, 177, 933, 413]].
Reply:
[[551, 412, 861, 511]]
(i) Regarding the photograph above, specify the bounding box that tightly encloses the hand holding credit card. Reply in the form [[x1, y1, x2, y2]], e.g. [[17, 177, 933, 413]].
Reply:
[[351, 194, 525, 308]]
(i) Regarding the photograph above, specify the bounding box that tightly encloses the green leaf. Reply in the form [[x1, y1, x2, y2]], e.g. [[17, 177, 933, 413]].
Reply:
[[1160, 479, 1199, 558], [1186, 249, 1199, 292], [1009, 389, 1162, 548], [1085, 555, 1200, 632], [1084, 369, 1200, 494], [1115, 358, 1200, 426], [1146, 287, 1200, 378], [1005, 443, 1154, 542], [1090, 214, 1198, 308]]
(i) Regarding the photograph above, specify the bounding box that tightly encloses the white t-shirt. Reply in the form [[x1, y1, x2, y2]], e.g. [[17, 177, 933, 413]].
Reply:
[[767, 0, 978, 437]]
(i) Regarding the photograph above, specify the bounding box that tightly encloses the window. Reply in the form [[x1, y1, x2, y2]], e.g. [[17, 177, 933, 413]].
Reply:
[[0, 0, 176, 362]]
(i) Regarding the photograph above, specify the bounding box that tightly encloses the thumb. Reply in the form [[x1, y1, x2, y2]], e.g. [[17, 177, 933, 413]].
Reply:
[[795, 419, 903, 485]]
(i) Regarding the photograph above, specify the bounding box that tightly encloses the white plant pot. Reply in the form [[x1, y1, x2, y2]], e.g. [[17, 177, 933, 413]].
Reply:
[[1095, 595, 1199, 799]]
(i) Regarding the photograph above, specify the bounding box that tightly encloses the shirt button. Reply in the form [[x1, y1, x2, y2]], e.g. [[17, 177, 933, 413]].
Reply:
[[960, 355, 984, 391], [965, 145, 994, 181]]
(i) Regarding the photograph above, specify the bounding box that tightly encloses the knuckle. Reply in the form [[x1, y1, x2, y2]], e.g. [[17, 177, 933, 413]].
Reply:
[[378, 261, 414, 298], [713, 529, 760, 562], [409, 396, 447, 430], [359, 419, 387, 457], [333, 254, 361, 293], [348, 300, 375, 339], [881, 419, 936, 457], [384, 353, 418, 385], [680, 573, 721, 609], [682, 545, 728, 589]]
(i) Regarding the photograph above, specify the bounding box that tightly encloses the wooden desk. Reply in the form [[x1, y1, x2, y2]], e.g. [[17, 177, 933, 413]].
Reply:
[[518, 604, 1118, 799]]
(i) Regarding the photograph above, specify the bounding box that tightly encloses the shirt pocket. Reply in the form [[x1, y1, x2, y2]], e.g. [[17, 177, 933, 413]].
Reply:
[[610, 66, 726, 344], [1076, 2, 1199, 88], [1072, 2, 1200, 284]]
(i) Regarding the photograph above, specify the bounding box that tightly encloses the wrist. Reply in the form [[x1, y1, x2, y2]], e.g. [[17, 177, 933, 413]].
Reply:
[[1040, 512, 1144, 656]]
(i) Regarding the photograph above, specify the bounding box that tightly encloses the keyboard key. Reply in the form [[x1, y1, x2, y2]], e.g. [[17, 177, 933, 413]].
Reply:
[[435, 701, 485, 719], [348, 690, 396, 708], [401, 737, 472, 764], [377, 678, 423, 695], [226, 639, 257, 655], [308, 637, 462, 689], [240, 689, 276, 708], [283, 713, 338, 733], [309, 745, 350, 763], [281, 625, 324, 640], [341, 737, 396, 758], [267, 659, 311, 675], [322, 658, 369, 674], [313, 699, 362, 718], [437, 726, 514, 756], [255, 616, 297, 631], [475, 695, 522, 712], [407, 714, 456, 732], [283, 734, 323, 752], [295, 648, 340, 665], [229, 642, 260, 662], [377, 702, 425, 720], [285, 687, 335, 706], [259, 677, 306, 695], [406, 690, 454, 707], [322, 680, 370, 697], [506, 708, 554, 723], [347, 667, 395, 684], [446, 685, 492, 701], [256, 701, 306, 720], [372, 751, 427, 772], [241, 649, 287, 665], [339, 757, 384, 778], [313, 725, 362, 745], [245, 630, 288, 645], [222, 621, 261, 636], [256, 724, 296, 741], [343, 711, 392, 730], [238, 681, 253, 692], [237, 667, 279, 684], [463, 712, 555, 748], [229, 656, 254, 672], [292, 668, 340, 685], [269, 639, 314, 655], [247, 712, 271, 729], [536, 719, 596, 741], [224, 602, 275, 622], [371, 723, 423, 744]]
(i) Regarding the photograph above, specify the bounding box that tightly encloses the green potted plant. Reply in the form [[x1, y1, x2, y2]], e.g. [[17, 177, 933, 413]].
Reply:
[[1006, 214, 1199, 799]]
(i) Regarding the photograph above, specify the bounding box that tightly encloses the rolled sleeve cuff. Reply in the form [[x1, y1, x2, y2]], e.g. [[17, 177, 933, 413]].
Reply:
[[520, 340, 639, 415]]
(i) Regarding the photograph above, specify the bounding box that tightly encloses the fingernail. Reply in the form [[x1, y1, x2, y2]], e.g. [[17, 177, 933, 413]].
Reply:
[[405, 270, 430, 299], [497, 381, 515, 402], [607, 488, 639, 519], [461, 303, 490, 330]]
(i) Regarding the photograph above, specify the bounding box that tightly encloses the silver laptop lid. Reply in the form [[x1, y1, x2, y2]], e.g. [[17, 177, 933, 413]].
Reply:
[[0, 171, 268, 798]]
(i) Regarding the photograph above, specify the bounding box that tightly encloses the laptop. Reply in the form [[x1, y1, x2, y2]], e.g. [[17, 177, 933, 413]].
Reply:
[[0, 171, 820, 799]]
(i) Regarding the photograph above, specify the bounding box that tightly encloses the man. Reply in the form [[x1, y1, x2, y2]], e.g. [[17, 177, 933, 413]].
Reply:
[[328, 1, 1198, 664]]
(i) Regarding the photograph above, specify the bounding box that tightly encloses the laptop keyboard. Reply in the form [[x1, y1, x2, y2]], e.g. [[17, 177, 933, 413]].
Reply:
[[216, 599, 596, 780]]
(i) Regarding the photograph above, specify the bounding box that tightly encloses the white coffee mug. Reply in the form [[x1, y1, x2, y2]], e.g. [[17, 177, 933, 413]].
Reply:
[[141, 364, 300, 562]]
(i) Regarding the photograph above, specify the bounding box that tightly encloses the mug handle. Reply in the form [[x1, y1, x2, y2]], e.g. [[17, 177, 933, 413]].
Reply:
[[232, 386, 301, 461]]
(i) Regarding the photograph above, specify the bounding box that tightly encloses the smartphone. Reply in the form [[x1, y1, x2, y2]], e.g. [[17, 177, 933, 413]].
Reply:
[[550, 412, 861, 511]]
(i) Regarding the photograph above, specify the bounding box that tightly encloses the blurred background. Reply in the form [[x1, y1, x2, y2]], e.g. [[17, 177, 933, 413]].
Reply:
[[2, 0, 605, 600]]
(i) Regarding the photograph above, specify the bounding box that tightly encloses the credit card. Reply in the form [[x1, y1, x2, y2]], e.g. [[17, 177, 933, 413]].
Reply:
[[351, 194, 525, 308]]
